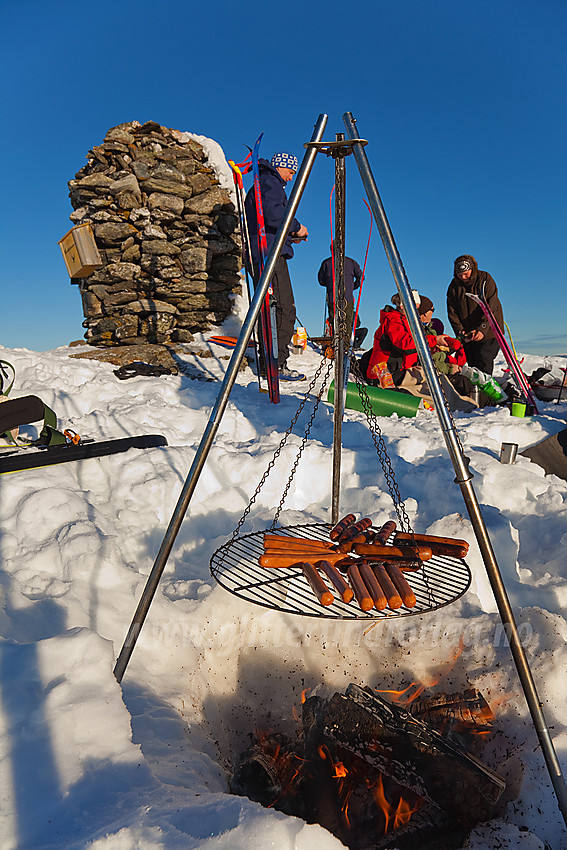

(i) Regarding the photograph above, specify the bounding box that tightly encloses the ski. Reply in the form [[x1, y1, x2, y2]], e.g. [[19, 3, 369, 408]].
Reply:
[[227, 157, 263, 383], [251, 134, 280, 404], [208, 335, 255, 350], [0, 434, 167, 474], [466, 290, 539, 414]]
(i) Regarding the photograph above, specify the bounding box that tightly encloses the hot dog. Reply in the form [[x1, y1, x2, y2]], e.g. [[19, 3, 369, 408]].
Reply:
[[300, 562, 334, 607], [330, 513, 356, 540], [383, 562, 417, 608], [263, 535, 337, 551], [317, 560, 354, 603], [358, 562, 387, 611], [353, 543, 433, 562], [262, 545, 339, 557], [372, 520, 397, 546], [393, 532, 469, 558], [371, 563, 403, 609], [337, 517, 373, 543], [259, 551, 352, 569], [347, 564, 374, 612]]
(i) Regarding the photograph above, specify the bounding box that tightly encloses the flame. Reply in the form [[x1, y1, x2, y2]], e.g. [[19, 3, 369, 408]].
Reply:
[[293, 688, 312, 723], [372, 774, 422, 834], [333, 761, 348, 779], [375, 638, 469, 707], [375, 681, 427, 705]]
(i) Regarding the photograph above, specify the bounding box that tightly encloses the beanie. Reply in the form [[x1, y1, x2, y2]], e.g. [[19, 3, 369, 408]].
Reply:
[[454, 258, 472, 274], [418, 295, 434, 315], [391, 289, 420, 308], [271, 152, 298, 172]]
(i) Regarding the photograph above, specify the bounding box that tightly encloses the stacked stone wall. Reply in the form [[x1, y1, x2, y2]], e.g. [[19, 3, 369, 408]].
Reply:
[[68, 121, 241, 346]]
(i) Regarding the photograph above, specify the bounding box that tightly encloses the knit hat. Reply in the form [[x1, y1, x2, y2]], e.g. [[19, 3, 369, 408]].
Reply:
[[391, 289, 420, 309], [271, 152, 298, 172], [417, 295, 434, 315], [455, 258, 472, 274]]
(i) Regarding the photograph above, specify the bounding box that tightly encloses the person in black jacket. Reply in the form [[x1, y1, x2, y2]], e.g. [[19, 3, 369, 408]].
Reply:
[[244, 152, 308, 380], [446, 255, 504, 375], [318, 245, 367, 347]]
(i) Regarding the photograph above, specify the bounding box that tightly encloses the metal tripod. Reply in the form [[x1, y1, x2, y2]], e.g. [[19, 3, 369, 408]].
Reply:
[[112, 110, 567, 831]]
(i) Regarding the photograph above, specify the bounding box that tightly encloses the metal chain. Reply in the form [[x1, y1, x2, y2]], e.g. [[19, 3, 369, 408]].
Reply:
[[228, 355, 334, 544], [271, 360, 333, 528], [348, 350, 413, 533]]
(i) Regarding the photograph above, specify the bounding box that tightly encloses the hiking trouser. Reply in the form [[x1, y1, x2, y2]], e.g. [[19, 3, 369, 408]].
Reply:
[[463, 338, 499, 375], [254, 256, 296, 369]]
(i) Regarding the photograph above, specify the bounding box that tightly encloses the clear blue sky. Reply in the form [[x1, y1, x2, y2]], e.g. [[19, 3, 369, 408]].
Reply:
[[1, 0, 565, 354]]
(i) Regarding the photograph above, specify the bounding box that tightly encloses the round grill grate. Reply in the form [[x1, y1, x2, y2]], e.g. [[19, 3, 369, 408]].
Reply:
[[210, 523, 471, 621]]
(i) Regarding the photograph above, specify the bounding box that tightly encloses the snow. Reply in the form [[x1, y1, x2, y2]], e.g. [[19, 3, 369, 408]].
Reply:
[[1, 337, 567, 850]]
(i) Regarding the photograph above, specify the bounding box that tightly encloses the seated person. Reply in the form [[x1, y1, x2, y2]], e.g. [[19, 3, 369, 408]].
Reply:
[[363, 291, 435, 385], [359, 292, 477, 412]]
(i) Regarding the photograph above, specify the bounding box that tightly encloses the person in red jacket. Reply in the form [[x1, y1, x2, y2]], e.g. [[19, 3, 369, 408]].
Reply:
[[366, 291, 437, 385], [361, 292, 477, 411]]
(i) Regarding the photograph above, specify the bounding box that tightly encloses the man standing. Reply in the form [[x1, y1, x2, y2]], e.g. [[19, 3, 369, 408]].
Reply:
[[244, 151, 308, 381], [446, 255, 504, 375], [318, 245, 367, 346]]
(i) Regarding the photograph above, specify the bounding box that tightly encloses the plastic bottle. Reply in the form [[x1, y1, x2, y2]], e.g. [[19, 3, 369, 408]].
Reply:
[[461, 364, 506, 402], [291, 326, 308, 353]]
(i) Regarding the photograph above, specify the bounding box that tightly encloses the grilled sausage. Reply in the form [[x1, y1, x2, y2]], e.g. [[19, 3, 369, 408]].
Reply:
[[263, 535, 337, 551], [259, 551, 352, 569], [317, 560, 354, 603], [301, 562, 334, 606], [358, 563, 387, 611], [337, 517, 373, 543], [372, 520, 397, 545], [347, 564, 374, 612], [393, 532, 469, 558], [383, 562, 417, 608], [330, 513, 356, 540], [353, 543, 433, 562], [371, 563, 403, 609]]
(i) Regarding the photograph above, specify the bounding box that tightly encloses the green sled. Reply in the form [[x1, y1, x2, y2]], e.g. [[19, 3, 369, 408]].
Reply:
[[327, 380, 421, 418]]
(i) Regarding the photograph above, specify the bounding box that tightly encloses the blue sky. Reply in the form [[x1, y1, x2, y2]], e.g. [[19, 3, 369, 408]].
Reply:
[[1, 0, 565, 355]]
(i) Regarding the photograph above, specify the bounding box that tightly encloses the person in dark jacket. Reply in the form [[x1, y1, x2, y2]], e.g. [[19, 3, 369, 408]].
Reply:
[[244, 152, 308, 380], [318, 245, 362, 342], [446, 255, 504, 375]]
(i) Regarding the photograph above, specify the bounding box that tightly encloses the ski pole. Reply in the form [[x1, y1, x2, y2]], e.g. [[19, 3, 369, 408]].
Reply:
[[351, 197, 373, 348], [228, 160, 263, 387]]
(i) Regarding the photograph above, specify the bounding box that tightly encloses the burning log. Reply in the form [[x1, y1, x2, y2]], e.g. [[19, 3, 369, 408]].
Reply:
[[409, 687, 495, 729], [304, 683, 506, 827]]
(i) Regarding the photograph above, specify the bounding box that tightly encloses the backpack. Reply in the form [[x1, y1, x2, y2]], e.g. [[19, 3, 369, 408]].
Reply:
[[0, 360, 67, 447]]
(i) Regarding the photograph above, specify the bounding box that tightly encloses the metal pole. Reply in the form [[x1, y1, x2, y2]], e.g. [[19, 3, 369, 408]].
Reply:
[[114, 113, 328, 683], [343, 110, 567, 828], [331, 134, 347, 525]]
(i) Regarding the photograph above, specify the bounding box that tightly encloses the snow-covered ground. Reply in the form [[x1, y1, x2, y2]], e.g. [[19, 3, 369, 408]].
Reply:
[[1, 335, 566, 850]]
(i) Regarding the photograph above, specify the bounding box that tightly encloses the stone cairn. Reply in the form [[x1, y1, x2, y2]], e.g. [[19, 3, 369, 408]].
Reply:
[[68, 121, 242, 347]]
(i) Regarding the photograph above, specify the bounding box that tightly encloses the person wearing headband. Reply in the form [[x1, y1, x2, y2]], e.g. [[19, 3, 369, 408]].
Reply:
[[446, 255, 504, 375]]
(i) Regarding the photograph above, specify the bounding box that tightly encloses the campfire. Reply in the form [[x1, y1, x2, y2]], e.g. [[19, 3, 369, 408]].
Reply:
[[230, 682, 514, 850]]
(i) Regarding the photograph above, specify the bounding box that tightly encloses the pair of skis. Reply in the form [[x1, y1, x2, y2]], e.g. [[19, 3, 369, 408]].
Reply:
[[229, 135, 280, 404], [0, 434, 167, 474], [466, 288, 539, 414], [251, 135, 280, 403]]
